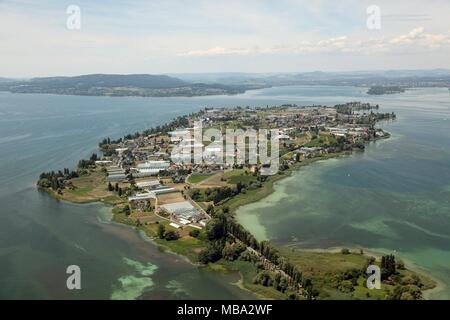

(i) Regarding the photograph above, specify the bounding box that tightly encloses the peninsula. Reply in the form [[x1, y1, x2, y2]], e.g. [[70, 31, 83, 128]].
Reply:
[[0, 74, 264, 97], [37, 102, 436, 300]]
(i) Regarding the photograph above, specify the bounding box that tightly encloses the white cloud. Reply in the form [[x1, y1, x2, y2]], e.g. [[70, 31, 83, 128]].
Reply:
[[178, 28, 450, 57], [178, 47, 252, 57], [1, 0, 450, 75], [390, 27, 450, 49], [390, 27, 425, 44]]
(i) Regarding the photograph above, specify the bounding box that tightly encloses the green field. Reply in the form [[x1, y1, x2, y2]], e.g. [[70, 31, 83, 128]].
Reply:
[[210, 260, 287, 300], [279, 247, 436, 300], [225, 170, 259, 185], [155, 236, 206, 263], [187, 173, 214, 184], [305, 133, 337, 147], [220, 172, 288, 213]]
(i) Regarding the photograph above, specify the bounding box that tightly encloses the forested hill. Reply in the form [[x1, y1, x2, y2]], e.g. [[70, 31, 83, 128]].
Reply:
[[24, 74, 188, 89], [0, 74, 258, 97]]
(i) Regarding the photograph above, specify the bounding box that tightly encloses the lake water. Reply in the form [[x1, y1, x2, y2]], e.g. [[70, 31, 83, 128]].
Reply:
[[0, 86, 449, 299], [236, 86, 450, 299]]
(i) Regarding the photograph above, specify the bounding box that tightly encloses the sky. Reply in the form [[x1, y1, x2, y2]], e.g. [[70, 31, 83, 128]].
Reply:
[[1, 0, 450, 77]]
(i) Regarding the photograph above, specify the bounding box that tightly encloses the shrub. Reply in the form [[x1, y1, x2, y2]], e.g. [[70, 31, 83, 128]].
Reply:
[[157, 224, 165, 239], [198, 244, 222, 264], [164, 230, 180, 241], [189, 229, 200, 238]]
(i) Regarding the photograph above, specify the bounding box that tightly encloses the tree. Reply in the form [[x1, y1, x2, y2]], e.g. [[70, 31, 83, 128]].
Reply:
[[164, 230, 180, 241], [122, 205, 131, 216], [381, 254, 396, 279], [189, 229, 200, 238], [222, 243, 246, 261], [206, 204, 215, 215], [198, 244, 222, 264], [236, 182, 244, 193], [253, 270, 273, 287], [205, 216, 226, 240], [157, 224, 165, 239]]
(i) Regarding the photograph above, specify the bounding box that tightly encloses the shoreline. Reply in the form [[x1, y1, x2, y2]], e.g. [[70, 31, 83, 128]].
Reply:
[[232, 138, 441, 299], [283, 246, 443, 299], [42, 134, 440, 299], [39, 135, 439, 299], [36, 104, 437, 299]]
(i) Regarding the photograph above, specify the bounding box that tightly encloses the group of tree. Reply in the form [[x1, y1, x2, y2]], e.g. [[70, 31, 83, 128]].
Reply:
[[190, 186, 243, 204], [122, 205, 131, 216], [156, 224, 180, 241], [253, 270, 290, 293], [381, 254, 397, 280], [77, 153, 98, 169], [334, 102, 379, 115], [97, 114, 193, 158], [37, 168, 79, 191], [142, 115, 190, 136], [108, 182, 124, 196], [197, 209, 312, 298], [98, 138, 119, 156]]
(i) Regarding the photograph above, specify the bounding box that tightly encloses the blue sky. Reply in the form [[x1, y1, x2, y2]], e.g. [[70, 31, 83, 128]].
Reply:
[[1, 0, 450, 76]]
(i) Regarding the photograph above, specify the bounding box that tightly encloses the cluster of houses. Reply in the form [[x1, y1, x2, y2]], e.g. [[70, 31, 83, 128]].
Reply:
[[98, 104, 388, 229]]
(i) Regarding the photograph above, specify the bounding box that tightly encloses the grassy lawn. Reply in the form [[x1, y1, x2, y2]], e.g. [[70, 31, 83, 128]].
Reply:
[[222, 169, 246, 177], [188, 173, 214, 184], [59, 169, 116, 203], [113, 208, 207, 263], [279, 247, 435, 300], [294, 133, 310, 145], [212, 260, 287, 300], [101, 194, 123, 205], [221, 172, 288, 213], [226, 170, 258, 185], [155, 236, 206, 263], [112, 210, 135, 226], [305, 133, 337, 147], [279, 248, 390, 299]]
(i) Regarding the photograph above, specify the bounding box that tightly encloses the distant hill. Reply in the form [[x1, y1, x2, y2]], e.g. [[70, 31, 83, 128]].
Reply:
[[27, 74, 188, 89], [2, 70, 449, 97], [171, 69, 450, 88], [0, 77, 14, 83], [0, 74, 259, 97]]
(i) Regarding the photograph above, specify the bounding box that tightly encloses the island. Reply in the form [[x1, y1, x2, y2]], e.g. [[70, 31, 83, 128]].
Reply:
[[367, 86, 406, 95], [37, 101, 437, 300]]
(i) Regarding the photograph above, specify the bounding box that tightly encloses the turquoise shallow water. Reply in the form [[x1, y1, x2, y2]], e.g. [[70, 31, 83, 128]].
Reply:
[[0, 86, 449, 299], [236, 87, 450, 299]]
